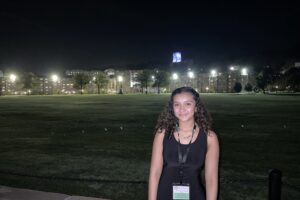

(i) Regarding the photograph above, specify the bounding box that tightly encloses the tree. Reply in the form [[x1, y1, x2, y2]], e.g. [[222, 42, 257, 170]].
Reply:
[[94, 72, 108, 94], [73, 73, 90, 94], [136, 70, 151, 94], [152, 70, 170, 94], [244, 83, 253, 92], [22, 72, 38, 94], [233, 82, 242, 93], [284, 67, 300, 92], [256, 66, 274, 93], [0, 77, 2, 96]]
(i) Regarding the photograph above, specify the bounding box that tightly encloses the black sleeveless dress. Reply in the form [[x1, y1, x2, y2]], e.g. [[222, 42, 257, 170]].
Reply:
[[157, 129, 207, 200]]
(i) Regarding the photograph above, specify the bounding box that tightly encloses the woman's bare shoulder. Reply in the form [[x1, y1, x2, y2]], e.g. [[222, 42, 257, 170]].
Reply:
[[153, 128, 166, 140], [207, 129, 217, 137], [207, 130, 219, 144]]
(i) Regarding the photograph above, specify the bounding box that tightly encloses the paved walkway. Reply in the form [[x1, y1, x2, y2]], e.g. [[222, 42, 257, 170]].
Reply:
[[0, 185, 109, 200]]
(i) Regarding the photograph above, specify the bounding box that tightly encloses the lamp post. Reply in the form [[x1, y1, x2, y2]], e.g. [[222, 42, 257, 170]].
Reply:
[[172, 73, 178, 90], [118, 75, 123, 94], [51, 74, 59, 95], [210, 70, 217, 92], [9, 74, 17, 82], [187, 70, 194, 87], [241, 68, 248, 91], [205, 87, 209, 93], [9, 74, 17, 95], [154, 69, 160, 94], [228, 66, 236, 92], [151, 75, 155, 94], [211, 70, 217, 77]]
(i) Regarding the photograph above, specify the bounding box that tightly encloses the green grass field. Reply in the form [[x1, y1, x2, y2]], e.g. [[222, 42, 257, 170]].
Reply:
[[0, 94, 299, 200]]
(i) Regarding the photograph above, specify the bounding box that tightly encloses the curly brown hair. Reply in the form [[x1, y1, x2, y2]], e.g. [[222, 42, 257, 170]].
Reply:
[[154, 87, 212, 136]]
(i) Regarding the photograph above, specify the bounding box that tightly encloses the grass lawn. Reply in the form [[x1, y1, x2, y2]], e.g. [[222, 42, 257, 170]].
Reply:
[[0, 94, 299, 199]]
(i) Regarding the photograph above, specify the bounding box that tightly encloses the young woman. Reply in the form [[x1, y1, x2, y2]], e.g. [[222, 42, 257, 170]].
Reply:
[[149, 87, 219, 200]]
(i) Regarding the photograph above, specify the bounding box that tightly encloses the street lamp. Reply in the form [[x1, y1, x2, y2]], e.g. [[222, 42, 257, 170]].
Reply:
[[210, 70, 217, 77], [9, 74, 17, 82], [51, 74, 59, 95], [171, 73, 178, 91], [210, 70, 218, 92], [241, 68, 248, 91], [172, 73, 178, 80], [188, 71, 194, 79], [51, 74, 59, 82], [187, 70, 194, 87], [9, 74, 17, 95], [241, 68, 248, 76], [230, 66, 237, 71], [205, 87, 209, 93], [118, 75, 123, 94]]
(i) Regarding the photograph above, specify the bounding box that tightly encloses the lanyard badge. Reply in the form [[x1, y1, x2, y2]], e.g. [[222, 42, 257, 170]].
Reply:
[[172, 124, 196, 200], [173, 183, 190, 200]]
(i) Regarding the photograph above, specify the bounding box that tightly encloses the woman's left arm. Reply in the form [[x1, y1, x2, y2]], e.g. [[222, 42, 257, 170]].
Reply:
[[205, 130, 220, 200]]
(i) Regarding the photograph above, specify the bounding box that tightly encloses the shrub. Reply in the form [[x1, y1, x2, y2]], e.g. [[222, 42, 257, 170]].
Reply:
[[233, 82, 242, 93]]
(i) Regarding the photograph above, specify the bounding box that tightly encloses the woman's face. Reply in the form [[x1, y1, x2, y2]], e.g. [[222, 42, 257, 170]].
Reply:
[[173, 92, 197, 123]]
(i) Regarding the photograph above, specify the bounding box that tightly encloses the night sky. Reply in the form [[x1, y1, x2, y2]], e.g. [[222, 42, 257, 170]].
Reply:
[[1, 1, 300, 74]]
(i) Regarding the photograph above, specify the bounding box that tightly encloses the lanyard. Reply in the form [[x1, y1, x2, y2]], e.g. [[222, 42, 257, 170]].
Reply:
[[177, 124, 196, 184]]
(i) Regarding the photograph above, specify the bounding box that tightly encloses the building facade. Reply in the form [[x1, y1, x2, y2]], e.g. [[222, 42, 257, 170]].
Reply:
[[0, 68, 256, 95]]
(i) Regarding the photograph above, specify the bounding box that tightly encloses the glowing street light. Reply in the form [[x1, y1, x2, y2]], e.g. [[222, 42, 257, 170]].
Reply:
[[117, 75, 123, 82], [241, 68, 248, 76], [8, 74, 17, 95], [51, 74, 59, 82], [51, 74, 59, 95], [118, 75, 123, 94], [172, 73, 178, 80], [205, 87, 209, 92], [9, 74, 17, 82], [188, 71, 194, 79], [210, 70, 217, 77], [230, 66, 235, 71]]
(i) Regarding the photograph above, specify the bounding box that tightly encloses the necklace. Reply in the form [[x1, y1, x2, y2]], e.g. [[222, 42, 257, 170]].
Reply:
[[181, 134, 192, 139], [176, 124, 196, 140]]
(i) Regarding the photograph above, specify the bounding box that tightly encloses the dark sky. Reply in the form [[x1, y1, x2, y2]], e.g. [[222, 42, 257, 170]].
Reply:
[[1, 1, 300, 74]]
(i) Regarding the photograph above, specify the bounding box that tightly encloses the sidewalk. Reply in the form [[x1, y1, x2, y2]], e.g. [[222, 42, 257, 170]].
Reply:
[[0, 185, 109, 200]]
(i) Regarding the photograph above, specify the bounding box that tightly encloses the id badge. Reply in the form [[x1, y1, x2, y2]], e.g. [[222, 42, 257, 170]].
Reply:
[[172, 183, 190, 200]]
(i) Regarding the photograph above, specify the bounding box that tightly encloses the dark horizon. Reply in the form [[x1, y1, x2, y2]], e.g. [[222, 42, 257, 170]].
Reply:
[[1, 1, 299, 75]]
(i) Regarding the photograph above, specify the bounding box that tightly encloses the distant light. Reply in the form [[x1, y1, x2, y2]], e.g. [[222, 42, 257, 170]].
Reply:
[[210, 70, 217, 77], [188, 71, 194, 78], [52, 74, 59, 82], [151, 75, 155, 80], [9, 74, 17, 82], [172, 73, 178, 80], [172, 52, 182, 63], [93, 76, 96, 81], [118, 75, 123, 82], [230, 66, 235, 71], [205, 87, 209, 91], [241, 68, 248, 76]]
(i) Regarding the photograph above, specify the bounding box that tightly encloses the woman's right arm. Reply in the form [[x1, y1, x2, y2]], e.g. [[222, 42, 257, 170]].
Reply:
[[148, 130, 165, 200]]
